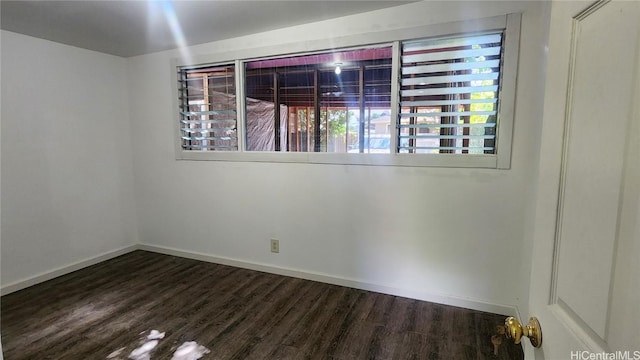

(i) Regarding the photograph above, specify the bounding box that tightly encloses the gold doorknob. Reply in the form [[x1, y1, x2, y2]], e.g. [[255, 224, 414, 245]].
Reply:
[[504, 316, 542, 348]]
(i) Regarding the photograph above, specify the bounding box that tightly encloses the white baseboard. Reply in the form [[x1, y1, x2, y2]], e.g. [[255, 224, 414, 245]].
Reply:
[[0, 245, 139, 296], [139, 243, 518, 317]]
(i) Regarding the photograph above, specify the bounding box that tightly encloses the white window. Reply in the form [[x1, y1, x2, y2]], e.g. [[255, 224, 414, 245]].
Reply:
[[178, 64, 237, 151], [174, 14, 520, 168], [399, 32, 503, 155]]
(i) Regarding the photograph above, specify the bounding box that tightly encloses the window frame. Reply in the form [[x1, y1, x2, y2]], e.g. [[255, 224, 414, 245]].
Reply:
[[177, 63, 239, 152], [242, 43, 395, 154], [172, 13, 521, 169]]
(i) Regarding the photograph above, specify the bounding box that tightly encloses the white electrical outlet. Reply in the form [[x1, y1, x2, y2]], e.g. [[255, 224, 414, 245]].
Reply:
[[270, 239, 279, 253]]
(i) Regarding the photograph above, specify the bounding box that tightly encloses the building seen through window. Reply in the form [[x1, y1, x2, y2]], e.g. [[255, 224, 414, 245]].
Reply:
[[244, 47, 393, 153]]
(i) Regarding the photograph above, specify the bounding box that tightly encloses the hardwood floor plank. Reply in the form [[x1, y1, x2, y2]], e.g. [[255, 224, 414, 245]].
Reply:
[[1, 251, 523, 360], [301, 289, 364, 357]]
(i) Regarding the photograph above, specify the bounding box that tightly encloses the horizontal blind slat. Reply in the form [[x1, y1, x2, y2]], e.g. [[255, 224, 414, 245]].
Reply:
[[179, 95, 236, 100], [401, 98, 497, 107], [399, 123, 496, 129], [403, 33, 503, 52], [402, 46, 501, 64], [401, 85, 498, 97], [180, 119, 236, 125], [179, 75, 235, 82], [402, 60, 501, 75], [181, 136, 235, 141], [181, 127, 235, 134], [402, 72, 499, 86], [180, 110, 236, 116], [399, 110, 497, 117], [400, 146, 495, 151], [183, 145, 237, 150], [399, 135, 496, 140]]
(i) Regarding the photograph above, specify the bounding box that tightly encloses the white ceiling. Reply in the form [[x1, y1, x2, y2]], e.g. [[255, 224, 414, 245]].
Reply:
[[0, 0, 416, 57]]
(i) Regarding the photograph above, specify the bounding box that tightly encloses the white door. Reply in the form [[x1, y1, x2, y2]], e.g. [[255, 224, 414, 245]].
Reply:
[[527, 0, 640, 359]]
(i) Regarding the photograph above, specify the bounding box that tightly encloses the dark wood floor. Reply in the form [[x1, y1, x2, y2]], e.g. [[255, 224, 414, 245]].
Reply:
[[1, 251, 523, 360]]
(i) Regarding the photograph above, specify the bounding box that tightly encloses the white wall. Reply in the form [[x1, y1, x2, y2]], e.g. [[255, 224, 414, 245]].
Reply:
[[1, 26, 4, 360], [1, 31, 138, 289], [128, 1, 549, 312]]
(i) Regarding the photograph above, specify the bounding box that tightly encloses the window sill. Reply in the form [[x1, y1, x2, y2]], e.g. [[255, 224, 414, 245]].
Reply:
[[177, 151, 505, 169]]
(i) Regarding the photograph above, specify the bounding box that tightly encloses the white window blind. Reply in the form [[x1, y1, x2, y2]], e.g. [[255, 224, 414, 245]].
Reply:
[[398, 32, 504, 154], [178, 64, 238, 151]]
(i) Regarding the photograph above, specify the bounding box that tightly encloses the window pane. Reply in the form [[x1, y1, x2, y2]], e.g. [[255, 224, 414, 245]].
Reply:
[[245, 47, 392, 152], [399, 32, 503, 154], [178, 64, 237, 151]]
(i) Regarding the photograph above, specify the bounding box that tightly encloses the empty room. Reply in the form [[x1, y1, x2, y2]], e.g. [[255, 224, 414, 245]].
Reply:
[[1, 1, 638, 359]]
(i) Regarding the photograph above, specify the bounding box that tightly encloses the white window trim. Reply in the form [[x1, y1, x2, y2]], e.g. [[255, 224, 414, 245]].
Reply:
[[171, 13, 521, 169]]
